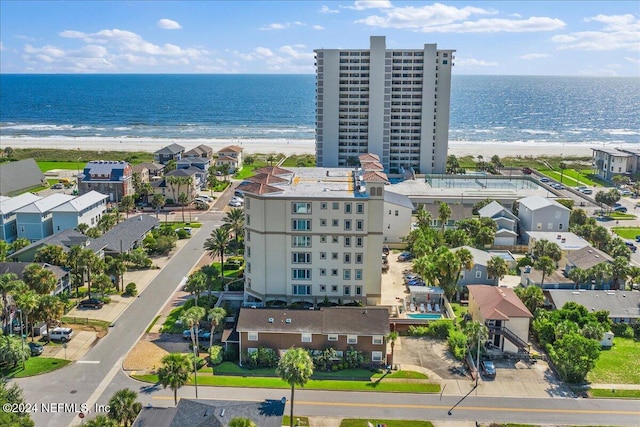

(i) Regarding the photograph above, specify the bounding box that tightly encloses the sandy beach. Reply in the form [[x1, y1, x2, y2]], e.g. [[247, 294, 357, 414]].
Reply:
[[1, 136, 632, 159]]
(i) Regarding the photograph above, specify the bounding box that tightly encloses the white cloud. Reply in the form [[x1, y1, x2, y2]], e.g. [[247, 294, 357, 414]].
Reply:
[[232, 44, 314, 72], [259, 21, 306, 31], [455, 58, 498, 67], [520, 53, 551, 60], [157, 19, 182, 30], [347, 1, 393, 10], [0, 42, 5, 51], [624, 56, 640, 64], [313, 25, 325, 30], [255, 47, 274, 57], [552, 14, 639, 51], [319, 5, 339, 14], [355, 3, 565, 33]]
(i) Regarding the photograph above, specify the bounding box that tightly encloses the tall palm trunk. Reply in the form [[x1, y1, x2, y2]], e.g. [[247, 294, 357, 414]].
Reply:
[[289, 385, 295, 427]]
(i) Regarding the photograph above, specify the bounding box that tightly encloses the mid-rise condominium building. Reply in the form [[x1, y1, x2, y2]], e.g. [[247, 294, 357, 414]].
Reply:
[[237, 163, 388, 305], [315, 36, 455, 174]]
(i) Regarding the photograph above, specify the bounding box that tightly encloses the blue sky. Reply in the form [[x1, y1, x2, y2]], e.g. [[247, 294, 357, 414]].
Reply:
[[1, 1, 638, 75]]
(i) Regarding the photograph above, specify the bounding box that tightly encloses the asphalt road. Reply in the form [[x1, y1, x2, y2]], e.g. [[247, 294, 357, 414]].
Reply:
[[14, 214, 222, 427]]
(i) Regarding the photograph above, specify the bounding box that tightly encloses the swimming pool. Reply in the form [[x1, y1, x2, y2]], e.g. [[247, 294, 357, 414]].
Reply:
[[407, 313, 443, 320]]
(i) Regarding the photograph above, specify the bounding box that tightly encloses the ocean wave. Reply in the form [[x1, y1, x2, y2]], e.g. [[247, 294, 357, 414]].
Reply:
[[604, 129, 639, 136]]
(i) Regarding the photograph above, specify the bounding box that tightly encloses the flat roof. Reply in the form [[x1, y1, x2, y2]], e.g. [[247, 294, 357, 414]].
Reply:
[[525, 231, 590, 251]]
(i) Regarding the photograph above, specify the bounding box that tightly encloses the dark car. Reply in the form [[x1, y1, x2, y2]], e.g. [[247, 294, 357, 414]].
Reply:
[[635, 235, 640, 242], [614, 206, 628, 213], [397, 252, 414, 262], [480, 360, 496, 378], [625, 241, 637, 253], [78, 298, 104, 309], [28, 342, 44, 356]]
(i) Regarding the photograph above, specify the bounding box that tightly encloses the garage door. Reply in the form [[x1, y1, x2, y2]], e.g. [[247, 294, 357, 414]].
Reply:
[[494, 236, 515, 246]]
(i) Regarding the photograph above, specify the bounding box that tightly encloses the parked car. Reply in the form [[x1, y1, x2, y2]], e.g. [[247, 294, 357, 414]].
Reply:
[[521, 167, 533, 175], [228, 199, 243, 207], [382, 245, 390, 256], [580, 188, 593, 195], [28, 342, 44, 356], [45, 327, 73, 342], [397, 252, 413, 262], [614, 206, 628, 213], [404, 274, 421, 283], [625, 241, 637, 253], [539, 177, 550, 183], [194, 197, 209, 204], [551, 183, 565, 190], [620, 189, 632, 196], [51, 183, 64, 189], [198, 195, 213, 202], [480, 360, 496, 378], [78, 298, 104, 309], [635, 235, 640, 242], [183, 328, 211, 340]]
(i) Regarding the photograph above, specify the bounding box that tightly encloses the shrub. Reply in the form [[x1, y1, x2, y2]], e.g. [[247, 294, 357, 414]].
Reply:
[[223, 345, 238, 362], [187, 353, 206, 370], [101, 297, 112, 304], [408, 325, 429, 336], [124, 282, 137, 296], [447, 330, 467, 360], [245, 347, 278, 369], [209, 345, 224, 365], [611, 323, 634, 339], [344, 347, 363, 368], [176, 228, 190, 239]]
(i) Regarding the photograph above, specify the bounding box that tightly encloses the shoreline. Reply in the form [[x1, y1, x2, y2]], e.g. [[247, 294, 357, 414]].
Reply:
[[1, 136, 634, 158]]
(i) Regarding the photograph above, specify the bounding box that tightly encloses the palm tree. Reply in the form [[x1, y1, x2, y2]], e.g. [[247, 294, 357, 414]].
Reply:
[[229, 418, 257, 427], [533, 256, 555, 288], [514, 285, 544, 314], [23, 264, 57, 295], [180, 306, 206, 398], [486, 256, 509, 285], [106, 256, 126, 293], [79, 249, 104, 297], [454, 248, 473, 301], [120, 195, 135, 219], [38, 295, 64, 341], [532, 239, 562, 263], [85, 415, 118, 427], [0, 240, 9, 262], [567, 267, 589, 290], [386, 331, 398, 366], [93, 273, 113, 298], [157, 353, 191, 406], [204, 227, 231, 286], [178, 192, 190, 223], [107, 388, 141, 427], [464, 320, 488, 385], [151, 193, 166, 219], [437, 202, 452, 234], [0, 273, 21, 332], [276, 347, 314, 427], [14, 289, 39, 342], [223, 208, 245, 250], [610, 256, 630, 290], [67, 245, 84, 297], [184, 272, 207, 305], [34, 244, 68, 266], [76, 223, 90, 234], [10, 237, 31, 252], [208, 307, 226, 348], [220, 164, 230, 181], [415, 206, 432, 230]]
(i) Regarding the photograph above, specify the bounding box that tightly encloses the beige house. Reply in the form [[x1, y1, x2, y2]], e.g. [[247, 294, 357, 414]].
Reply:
[[216, 145, 244, 173], [238, 164, 386, 305], [467, 285, 532, 354], [150, 169, 199, 204]]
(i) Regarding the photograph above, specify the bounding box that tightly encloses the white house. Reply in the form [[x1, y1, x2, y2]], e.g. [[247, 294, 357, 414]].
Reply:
[[383, 191, 413, 244], [517, 195, 570, 243], [478, 201, 519, 246], [216, 145, 244, 173]]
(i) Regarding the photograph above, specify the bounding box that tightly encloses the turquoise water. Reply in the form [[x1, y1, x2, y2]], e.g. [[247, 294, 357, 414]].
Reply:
[[407, 313, 443, 320]]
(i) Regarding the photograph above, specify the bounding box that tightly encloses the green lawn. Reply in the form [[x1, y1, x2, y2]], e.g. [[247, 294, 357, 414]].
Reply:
[[340, 420, 434, 427], [134, 373, 440, 393], [589, 389, 640, 399], [1, 357, 72, 378], [283, 416, 310, 426], [281, 154, 316, 167], [371, 370, 428, 380], [611, 227, 640, 239], [37, 161, 86, 172], [211, 361, 378, 380], [588, 338, 640, 385]]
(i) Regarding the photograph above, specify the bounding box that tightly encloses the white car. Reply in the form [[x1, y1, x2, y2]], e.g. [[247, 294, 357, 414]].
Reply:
[[197, 195, 213, 202], [45, 327, 73, 342], [229, 199, 243, 207]]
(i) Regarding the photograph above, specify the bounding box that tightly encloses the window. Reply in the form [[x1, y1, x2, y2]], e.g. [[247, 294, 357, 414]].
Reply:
[[320, 236, 327, 243], [332, 219, 339, 227], [559, 223, 564, 230], [344, 203, 352, 214], [321, 202, 327, 210], [292, 252, 311, 264], [247, 262, 251, 273], [301, 333, 312, 343], [332, 236, 339, 243], [292, 202, 312, 214], [344, 237, 351, 247], [355, 270, 363, 280], [547, 222, 553, 230], [356, 237, 363, 247], [372, 335, 383, 345], [344, 253, 351, 263], [332, 252, 338, 260], [344, 220, 352, 230], [355, 253, 363, 264], [247, 347, 258, 354], [475, 271, 482, 279], [331, 285, 338, 292], [246, 215, 250, 226], [292, 219, 312, 231], [555, 211, 562, 219], [347, 335, 358, 344], [247, 247, 251, 257], [372, 351, 383, 362], [356, 285, 362, 295], [332, 202, 339, 210], [331, 269, 338, 276], [328, 334, 338, 341], [356, 203, 364, 214], [248, 332, 258, 341], [344, 285, 351, 295], [320, 219, 327, 227], [356, 220, 364, 231], [320, 268, 326, 276], [320, 252, 327, 259], [292, 236, 311, 247], [293, 284, 311, 295], [343, 269, 351, 280], [395, 210, 399, 216], [292, 269, 311, 280], [320, 284, 326, 292]]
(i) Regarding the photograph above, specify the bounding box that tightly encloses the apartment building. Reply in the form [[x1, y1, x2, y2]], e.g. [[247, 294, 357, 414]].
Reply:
[[315, 36, 455, 174], [591, 147, 640, 182], [238, 165, 387, 305]]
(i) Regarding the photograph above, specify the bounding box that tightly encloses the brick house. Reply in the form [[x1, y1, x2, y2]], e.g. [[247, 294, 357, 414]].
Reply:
[[236, 307, 390, 366], [77, 161, 134, 202]]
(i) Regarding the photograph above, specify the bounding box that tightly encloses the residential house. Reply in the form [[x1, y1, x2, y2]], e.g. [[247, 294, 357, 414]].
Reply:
[[215, 145, 244, 173], [0, 158, 47, 196], [153, 143, 185, 165], [520, 266, 575, 289], [132, 162, 165, 181], [238, 165, 385, 305], [77, 161, 134, 202], [10, 229, 94, 262], [383, 191, 414, 244], [418, 203, 474, 231], [477, 201, 519, 246], [90, 214, 159, 256], [51, 191, 108, 233], [591, 147, 639, 182], [517, 195, 570, 243], [451, 246, 499, 287], [545, 290, 640, 324], [184, 144, 214, 159], [526, 232, 590, 256], [151, 168, 200, 204], [0, 262, 70, 295], [15, 194, 75, 242], [176, 157, 210, 187], [467, 285, 533, 354], [132, 398, 285, 427], [236, 307, 390, 366], [0, 193, 42, 243], [564, 246, 615, 289]]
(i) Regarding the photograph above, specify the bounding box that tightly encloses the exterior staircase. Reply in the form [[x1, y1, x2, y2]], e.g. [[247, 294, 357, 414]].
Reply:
[[488, 325, 529, 352]]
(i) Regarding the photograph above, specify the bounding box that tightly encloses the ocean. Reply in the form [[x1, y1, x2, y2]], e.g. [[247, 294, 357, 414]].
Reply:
[[1, 74, 638, 145]]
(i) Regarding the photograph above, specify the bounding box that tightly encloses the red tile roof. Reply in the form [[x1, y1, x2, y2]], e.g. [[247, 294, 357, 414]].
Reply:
[[218, 145, 244, 153], [361, 161, 384, 171], [236, 181, 283, 195], [359, 153, 380, 162], [253, 166, 293, 176], [246, 173, 288, 185], [363, 170, 389, 183], [468, 285, 532, 320]]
